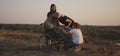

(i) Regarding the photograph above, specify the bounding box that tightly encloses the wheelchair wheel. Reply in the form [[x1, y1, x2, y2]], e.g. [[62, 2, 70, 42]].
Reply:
[[38, 34, 47, 50], [38, 34, 54, 51]]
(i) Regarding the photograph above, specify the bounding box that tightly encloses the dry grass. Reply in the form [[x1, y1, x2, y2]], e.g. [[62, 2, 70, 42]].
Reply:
[[0, 28, 120, 56]]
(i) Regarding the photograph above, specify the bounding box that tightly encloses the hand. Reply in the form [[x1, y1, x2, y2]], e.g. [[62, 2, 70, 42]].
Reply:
[[52, 14, 58, 18], [65, 26, 69, 28], [58, 27, 64, 30]]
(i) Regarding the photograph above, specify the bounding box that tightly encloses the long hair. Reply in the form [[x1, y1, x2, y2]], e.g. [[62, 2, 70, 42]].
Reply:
[[50, 4, 56, 12]]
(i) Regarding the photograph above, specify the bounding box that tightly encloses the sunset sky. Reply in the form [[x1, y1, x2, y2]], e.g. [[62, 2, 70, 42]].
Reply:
[[0, 0, 120, 25]]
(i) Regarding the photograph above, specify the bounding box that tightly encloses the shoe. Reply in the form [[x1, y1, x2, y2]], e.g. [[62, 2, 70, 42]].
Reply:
[[74, 46, 81, 53]]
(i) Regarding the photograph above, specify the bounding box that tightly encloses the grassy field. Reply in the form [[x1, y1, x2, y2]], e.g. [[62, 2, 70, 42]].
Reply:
[[0, 24, 120, 56]]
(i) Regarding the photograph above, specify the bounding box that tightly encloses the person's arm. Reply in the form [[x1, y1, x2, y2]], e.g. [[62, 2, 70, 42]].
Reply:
[[47, 12, 51, 17], [47, 12, 56, 18], [48, 14, 58, 19], [60, 27, 71, 35]]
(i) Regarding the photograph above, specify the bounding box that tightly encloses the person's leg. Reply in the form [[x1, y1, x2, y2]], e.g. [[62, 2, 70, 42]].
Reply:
[[68, 39, 75, 48]]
